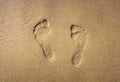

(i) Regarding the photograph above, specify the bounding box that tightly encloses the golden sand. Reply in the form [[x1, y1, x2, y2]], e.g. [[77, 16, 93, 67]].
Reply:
[[0, 0, 120, 82]]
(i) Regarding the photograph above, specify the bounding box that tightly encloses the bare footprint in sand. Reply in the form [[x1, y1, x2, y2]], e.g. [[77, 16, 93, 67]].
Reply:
[[70, 24, 88, 66], [33, 19, 54, 59]]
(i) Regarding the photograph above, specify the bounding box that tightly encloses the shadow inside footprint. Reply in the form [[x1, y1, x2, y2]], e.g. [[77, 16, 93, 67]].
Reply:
[[71, 45, 82, 65], [42, 45, 54, 59], [33, 19, 50, 39], [70, 24, 87, 41]]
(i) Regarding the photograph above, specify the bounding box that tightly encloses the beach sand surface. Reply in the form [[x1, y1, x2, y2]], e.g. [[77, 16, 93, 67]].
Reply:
[[0, 0, 120, 82]]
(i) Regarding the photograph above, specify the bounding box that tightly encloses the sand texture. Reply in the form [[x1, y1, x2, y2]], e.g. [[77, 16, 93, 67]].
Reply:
[[0, 0, 120, 82]]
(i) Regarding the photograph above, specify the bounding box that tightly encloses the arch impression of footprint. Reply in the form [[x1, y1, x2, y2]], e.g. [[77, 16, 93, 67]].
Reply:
[[70, 24, 88, 66], [33, 19, 55, 60]]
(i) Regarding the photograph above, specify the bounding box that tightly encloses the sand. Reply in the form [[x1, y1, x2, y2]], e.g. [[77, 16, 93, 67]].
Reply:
[[0, 0, 120, 82]]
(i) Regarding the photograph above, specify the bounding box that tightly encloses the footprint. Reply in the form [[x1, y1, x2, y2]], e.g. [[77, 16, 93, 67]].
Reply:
[[33, 19, 54, 59], [70, 24, 88, 66]]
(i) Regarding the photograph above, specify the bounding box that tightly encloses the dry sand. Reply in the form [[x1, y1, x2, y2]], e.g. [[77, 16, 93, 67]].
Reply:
[[0, 0, 120, 82]]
